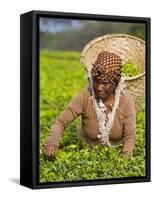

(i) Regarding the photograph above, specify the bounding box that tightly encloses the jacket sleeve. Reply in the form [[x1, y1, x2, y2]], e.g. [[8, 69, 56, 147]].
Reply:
[[45, 89, 86, 146], [122, 93, 136, 156]]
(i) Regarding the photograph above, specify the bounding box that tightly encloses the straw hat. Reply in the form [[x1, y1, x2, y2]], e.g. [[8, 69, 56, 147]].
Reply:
[[80, 33, 145, 113]]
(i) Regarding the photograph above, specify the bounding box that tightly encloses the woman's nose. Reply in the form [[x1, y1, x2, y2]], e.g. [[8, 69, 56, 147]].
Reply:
[[97, 84, 105, 90]]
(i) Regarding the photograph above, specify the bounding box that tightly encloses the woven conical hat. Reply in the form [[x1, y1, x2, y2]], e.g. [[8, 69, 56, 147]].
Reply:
[[80, 33, 145, 112]]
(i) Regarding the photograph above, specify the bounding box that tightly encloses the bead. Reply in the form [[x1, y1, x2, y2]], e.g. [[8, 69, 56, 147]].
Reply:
[[97, 134, 102, 139]]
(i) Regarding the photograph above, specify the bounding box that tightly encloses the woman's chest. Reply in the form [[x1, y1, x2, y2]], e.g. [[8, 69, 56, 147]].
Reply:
[[82, 99, 125, 140]]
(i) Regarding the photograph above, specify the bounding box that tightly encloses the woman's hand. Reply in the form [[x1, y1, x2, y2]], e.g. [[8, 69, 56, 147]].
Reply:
[[121, 151, 132, 159], [43, 143, 58, 158]]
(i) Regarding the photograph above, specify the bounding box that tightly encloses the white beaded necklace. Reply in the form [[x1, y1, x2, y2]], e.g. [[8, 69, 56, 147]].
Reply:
[[89, 75, 125, 146]]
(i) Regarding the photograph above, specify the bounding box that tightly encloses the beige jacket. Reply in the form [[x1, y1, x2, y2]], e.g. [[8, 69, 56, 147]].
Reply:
[[45, 87, 136, 155]]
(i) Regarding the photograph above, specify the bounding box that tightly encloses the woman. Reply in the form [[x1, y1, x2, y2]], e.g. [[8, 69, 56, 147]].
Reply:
[[43, 51, 136, 159]]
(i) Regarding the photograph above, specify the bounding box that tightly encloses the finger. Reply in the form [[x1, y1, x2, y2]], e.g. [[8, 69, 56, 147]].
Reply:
[[43, 146, 48, 155], [50, 146, 56, 156], [48, 146, 52, 157], [44, 146, 51, 157]]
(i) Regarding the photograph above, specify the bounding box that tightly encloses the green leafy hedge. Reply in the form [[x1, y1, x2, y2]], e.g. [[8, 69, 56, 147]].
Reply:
[[39, 50, 146, 183]]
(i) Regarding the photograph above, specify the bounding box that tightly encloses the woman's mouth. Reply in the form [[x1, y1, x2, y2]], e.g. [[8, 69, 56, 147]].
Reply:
[[97, 90, 105, 94]]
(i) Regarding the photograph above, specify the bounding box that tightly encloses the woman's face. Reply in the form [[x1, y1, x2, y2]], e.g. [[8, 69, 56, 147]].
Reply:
[[92, 77, 116, 100]]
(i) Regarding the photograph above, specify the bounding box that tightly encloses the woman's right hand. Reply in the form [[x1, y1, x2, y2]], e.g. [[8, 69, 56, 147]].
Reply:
[[43, 143, 58, 158]]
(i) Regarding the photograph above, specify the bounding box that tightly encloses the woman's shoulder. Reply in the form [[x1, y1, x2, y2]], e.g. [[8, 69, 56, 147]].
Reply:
[[120, 90, 135, 106], [79, 86, 91, 98], [70, 87, 91, 105]]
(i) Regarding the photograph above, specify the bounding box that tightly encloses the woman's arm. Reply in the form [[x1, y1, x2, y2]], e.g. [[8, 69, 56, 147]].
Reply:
[[44, 89, 86, 147]]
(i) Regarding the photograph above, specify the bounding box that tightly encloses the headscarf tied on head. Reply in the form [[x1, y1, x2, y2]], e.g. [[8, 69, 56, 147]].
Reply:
[[91, 51, 122, 86]]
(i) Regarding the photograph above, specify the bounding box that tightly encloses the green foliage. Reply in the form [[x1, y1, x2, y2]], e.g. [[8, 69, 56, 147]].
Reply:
[[121, 61, 140, 77], [39, 50, 146, 183], [40, 20, 145, 50]]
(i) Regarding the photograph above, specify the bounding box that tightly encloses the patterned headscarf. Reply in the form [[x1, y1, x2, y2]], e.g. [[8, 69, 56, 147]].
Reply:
[[91, 51, 122, 86]]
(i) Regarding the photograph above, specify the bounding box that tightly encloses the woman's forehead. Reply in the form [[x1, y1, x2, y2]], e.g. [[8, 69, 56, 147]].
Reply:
[[93, 77, 110, 83]]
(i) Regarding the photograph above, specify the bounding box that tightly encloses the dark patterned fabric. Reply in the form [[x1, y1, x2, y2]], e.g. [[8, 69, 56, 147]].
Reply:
[[91, 51, 122, 85]]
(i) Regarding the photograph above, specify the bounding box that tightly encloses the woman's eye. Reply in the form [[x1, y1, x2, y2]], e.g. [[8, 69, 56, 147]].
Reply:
[[94, 81, 99, 84]]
